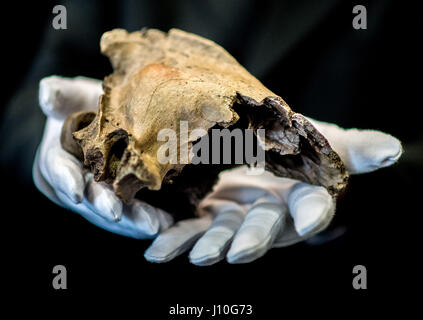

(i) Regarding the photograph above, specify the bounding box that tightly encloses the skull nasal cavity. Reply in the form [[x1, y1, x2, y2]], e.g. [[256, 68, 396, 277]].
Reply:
[[110, 137, 128, 160], [107, 129, 129, 178], [109, 130, 129, 160]]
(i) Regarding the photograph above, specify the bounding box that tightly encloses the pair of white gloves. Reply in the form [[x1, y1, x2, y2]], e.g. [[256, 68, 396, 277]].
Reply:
[[33, 76, 402, 265]]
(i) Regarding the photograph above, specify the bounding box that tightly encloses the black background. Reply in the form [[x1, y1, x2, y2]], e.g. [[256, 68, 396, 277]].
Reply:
[[1, 0, 421, 315]]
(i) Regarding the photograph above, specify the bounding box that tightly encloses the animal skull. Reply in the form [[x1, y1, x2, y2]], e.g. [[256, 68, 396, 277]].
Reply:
[[61, 28, 348, 217]]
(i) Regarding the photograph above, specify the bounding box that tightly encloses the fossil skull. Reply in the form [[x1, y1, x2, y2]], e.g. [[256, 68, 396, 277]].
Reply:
[[61, 28, 348, 216]]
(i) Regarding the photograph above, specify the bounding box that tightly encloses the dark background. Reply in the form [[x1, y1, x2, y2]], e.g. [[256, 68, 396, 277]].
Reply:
[[1, 0, 421, 314]]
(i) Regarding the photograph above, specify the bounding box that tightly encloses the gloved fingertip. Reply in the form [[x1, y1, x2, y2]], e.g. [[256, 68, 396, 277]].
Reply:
[[57, 168, 84, 204], [84, 176, 124, 222], [189, 240, 222, 266], [226, 232, 262, 264], [141, 215, 160, 237], [99, 195, 123, 223], [188, 256, 216, 266], [289, 189, 334, 236], [111, 201, 123, 222], [226, 252, 255, 264], [70, 191, 84, 204], [376, 136, 403, 167], [145, 218, 212, 263], [130, 202, 160, 236], [46, 147, 85, 204], [294, 199, 331, 236], [144, 246, 170, 263], [347, 131, 403, 174], [39, 76, 57, 117]]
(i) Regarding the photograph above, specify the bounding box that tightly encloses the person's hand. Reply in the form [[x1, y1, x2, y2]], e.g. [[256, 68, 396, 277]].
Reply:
[[144, 117, 403, 265], [33, 76, 173, 238]]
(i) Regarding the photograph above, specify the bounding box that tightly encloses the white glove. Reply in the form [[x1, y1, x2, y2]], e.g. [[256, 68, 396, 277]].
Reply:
[[34, 76, 402, 264], [144, 114, 403, 264], [33, 76, 173, 238]]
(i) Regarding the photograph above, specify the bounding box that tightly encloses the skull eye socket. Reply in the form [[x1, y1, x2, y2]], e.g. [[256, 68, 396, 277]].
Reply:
[[75, 112, 96, 131], [61, 111, 96, 160]]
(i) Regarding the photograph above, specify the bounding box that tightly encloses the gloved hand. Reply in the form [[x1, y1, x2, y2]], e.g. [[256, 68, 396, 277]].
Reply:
[[33, 76, 173, 238], [34, 76, 402, 265], [144, 115, 403, 265]]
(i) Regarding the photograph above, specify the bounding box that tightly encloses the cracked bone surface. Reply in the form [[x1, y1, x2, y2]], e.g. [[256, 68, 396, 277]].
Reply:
[[61, 28, 349, 217]]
